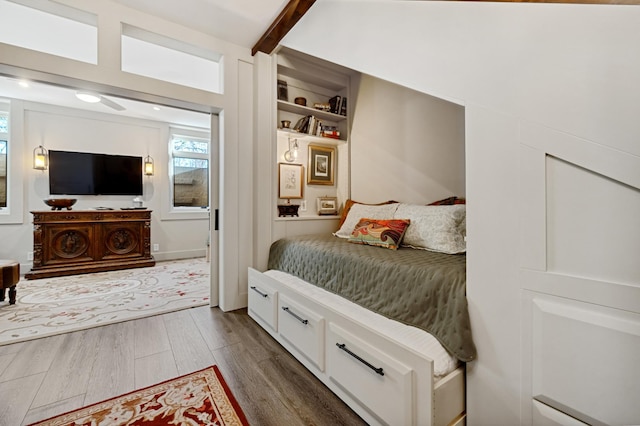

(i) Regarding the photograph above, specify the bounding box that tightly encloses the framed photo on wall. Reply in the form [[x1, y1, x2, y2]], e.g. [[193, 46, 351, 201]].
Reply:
[[278, 163, 303, 199], [307, 144, 335, 185]]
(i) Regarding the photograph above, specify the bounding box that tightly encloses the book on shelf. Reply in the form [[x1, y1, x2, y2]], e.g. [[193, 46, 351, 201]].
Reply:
[[328, 95, 341, 114], [339, 97, 347, 116], [293, 115, 309, 132]]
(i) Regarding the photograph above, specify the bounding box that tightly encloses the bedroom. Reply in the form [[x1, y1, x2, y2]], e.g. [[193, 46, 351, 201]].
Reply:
[[1, 1, 639, 425]]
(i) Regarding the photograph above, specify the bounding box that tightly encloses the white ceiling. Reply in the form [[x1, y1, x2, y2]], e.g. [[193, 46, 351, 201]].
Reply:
[[112, 0, 290, 49], [0, 0, 294, 128], [0, 76, 211, 129]]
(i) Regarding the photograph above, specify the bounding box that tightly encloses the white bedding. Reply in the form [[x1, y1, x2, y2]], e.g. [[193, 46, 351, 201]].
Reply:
[[264, 269, 459, 377]]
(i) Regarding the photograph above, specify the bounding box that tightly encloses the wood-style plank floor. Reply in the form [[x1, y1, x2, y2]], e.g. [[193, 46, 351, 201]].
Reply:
[[0, 306, 367, 425]]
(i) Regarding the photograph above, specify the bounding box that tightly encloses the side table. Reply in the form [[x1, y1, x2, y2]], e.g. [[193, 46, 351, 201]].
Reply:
[[0, 259, 20, 305]]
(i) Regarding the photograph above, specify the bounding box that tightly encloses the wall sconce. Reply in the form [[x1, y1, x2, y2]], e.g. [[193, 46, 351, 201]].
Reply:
[[33, 145, 48, 170], [284, 137, 299, 162], [144, 155, 154, 176]]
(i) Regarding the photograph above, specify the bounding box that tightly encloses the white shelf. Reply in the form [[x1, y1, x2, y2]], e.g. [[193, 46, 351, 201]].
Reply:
[[274, 215, 339, 222], [277, 129, 346, 145], [277, 100, 347, 122]]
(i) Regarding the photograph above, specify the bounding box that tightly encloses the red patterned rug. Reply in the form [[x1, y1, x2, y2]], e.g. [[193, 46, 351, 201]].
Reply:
[[29, 366, 249, 426]]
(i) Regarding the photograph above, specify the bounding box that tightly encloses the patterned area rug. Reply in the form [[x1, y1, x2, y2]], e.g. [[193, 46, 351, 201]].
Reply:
[[28, 365, 248, 426], [0, 258, 210, 346]]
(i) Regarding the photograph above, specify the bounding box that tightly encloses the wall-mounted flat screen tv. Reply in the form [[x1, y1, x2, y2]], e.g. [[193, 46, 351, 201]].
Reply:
[[49, 150, 143, 196]]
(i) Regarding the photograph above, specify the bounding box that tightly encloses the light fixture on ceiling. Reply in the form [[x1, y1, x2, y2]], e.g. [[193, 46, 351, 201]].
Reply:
[[33, 145, 48, 170], [284, 137, 299, 162], [144, 155, 154, 176], [75, 90, 126, 111], [75, 91, 101, 103]]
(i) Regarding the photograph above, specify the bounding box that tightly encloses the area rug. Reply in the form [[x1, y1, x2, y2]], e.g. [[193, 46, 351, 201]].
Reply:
[[29, 365, 249, 426], [0, 258, 210, 346]]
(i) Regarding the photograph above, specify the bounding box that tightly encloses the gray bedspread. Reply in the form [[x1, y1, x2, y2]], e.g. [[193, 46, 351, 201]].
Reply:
[[267, 233, 476, 362]]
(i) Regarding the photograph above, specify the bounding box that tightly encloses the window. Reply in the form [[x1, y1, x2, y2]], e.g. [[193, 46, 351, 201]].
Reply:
[[121, 25, 221, 93], [0, 112, 8, 208], [170, 132, 209, 209], [0, 1, 97, 64]]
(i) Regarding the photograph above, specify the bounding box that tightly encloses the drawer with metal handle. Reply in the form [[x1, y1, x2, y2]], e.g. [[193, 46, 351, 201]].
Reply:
[[248, 268, 278, 332], [327, 323, 414, 426], [278, 295, 325, 371]]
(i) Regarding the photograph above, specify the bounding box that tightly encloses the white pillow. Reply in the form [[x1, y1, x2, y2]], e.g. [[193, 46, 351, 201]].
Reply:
[[334, 203, 400, 238], [394, 204, 466, 254]]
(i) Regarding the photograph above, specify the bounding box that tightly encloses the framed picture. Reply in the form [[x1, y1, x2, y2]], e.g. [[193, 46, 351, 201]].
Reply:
[[277, 79, 288, 101], [307, 144, 335, 185], [317, 196, 338, 215], [278, 163, 303, 199]]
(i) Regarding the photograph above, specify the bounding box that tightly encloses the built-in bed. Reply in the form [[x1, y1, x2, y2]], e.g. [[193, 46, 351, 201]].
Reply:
[[248, 202, 475, 426]]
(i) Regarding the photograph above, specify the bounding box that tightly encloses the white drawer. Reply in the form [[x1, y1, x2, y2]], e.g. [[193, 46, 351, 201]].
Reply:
[[532, 400, 589, 426], [248, 269, 278, 332], [327, 323, 414, 426], [278, 295, 325, 371]]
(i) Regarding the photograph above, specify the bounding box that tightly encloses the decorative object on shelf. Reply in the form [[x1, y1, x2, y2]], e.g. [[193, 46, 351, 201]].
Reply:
[[43, 198, 77, 210], [294, 97, 307, 106], [33, 145, 48, 170], [278, 163, 304, 199], [284, 136, 299, 162], [277, 203, 300, 217], [317, 196, 338, 215], [314, 102, 331, 112], [144, 155, 154, 176], [307, 143, 335, 186], [281, 120, 291, 129], [277, 79, 288, 101], [132, 196, 143, 208]]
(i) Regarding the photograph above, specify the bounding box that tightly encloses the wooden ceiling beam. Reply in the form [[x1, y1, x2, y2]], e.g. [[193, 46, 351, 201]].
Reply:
[[251, 0, 316, 56]]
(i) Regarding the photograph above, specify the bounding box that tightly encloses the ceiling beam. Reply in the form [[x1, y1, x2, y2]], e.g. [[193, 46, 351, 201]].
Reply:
[[251, 0, 316, 56]]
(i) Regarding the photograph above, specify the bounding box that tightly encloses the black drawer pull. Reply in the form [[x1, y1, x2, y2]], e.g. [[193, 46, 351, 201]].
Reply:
[[336, 343, 384, 376], [282, 306, 308, 324], [250, 286, 268, 298]]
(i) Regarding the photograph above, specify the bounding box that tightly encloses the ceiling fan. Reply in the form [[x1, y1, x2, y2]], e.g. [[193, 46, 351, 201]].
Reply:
[[75, 91, 126, 111]]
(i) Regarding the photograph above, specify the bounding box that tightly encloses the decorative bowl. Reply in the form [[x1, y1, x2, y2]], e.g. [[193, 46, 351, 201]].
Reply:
[[44, 198, 77, 210]]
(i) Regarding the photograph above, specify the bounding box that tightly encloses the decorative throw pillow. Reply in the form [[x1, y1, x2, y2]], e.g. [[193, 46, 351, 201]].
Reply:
[[348, 218, 410, 250], [338, 199, 398, 228], [394, 204, 466, 254], [428, 196, 466, 206], [334, 202, 400, 238]]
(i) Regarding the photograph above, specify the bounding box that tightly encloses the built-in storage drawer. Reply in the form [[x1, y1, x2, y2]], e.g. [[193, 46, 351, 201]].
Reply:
[[327, 323, 414, 426], [532, 400, 589, 426], [248, 268, 278, 332], [278, 295, 325, 371], [532, 295, 640, 425]]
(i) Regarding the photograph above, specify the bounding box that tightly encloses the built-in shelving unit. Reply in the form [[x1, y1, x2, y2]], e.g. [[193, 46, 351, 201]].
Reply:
[[273, 48, 353, 229]]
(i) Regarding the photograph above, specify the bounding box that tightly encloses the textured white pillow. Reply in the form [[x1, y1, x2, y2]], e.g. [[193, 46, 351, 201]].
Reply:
[[395, 204, 466, 254], [334, 203, 400, 238]]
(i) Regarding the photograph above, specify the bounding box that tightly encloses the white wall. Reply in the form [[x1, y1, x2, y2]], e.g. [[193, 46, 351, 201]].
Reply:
[[0, 0, 255, 311], [350, 74, 465, 204], [0, 99, 210, 267], [281, 2, 640, 425]]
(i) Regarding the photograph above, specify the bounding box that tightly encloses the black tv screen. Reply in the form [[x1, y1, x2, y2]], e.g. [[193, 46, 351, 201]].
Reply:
[[49, 150, 143, 196]]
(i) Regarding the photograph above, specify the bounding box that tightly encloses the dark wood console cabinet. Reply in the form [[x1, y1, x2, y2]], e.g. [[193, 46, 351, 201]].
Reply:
[[25, 210, 155, 279]]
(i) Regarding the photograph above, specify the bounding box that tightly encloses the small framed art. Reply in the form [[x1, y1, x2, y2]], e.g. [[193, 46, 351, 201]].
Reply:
[[317, 196, 338, 215], [278, 163, 303, 199], [307, 144, 335, 185]]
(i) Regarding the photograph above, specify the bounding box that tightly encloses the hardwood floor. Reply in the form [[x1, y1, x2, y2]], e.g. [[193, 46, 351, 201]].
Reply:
[[0, 306, 367, 425]]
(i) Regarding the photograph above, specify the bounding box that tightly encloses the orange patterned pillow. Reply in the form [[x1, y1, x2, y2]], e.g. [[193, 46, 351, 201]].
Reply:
[[348, 218, 410, 250]]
